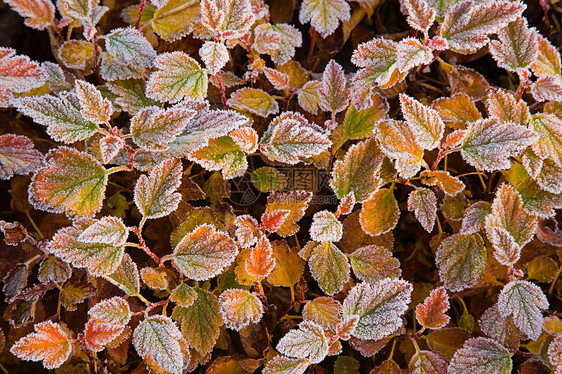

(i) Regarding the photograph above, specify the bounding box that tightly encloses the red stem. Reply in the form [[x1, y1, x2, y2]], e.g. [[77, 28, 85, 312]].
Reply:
[[216, 70, 228, 108], [134, 0, 147, 29], [308, 29, 317, 62]]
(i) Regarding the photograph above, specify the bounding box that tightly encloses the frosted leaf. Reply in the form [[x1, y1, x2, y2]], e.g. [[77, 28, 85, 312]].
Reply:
[[105, 253, 140, 296], [75, 80, 114, 125], [409, 350, 448, 374], [351, 38, 399, 87], [530, 75, 562, 102], [299, 0, 351, 38], [104, 27, 156, 67], [415, 287, 450, 330], [331, 138, 384, 203], [260, 112, 330, 165], [254, 23, 303, 65], [267, 240, 305, 287], [37, 255, 71, 285], [276, 321, 330, 364], [437, 1, 525, 54], [400, 94, 445, 151], [10, 320, 72, 369], [263, 355, 310, 374], [227, 87, 279, 117], [146, 52, 208, 103], [360, 188, 400, 237], [200, 0, 255, 40], [532, 36, 561, 77], [307, 242, 350, 295], [171, 287, 222, 355], [486, 184, 537, 266], [521, 147, 543, 179], [84, 319, 124, 352], [140, 267, 169, 290], [133, 315, 189, 374], [486, 89, 530, 126], [151, 0, 199, 42], [401, 0, 435, 35], [348, 245, 401, 284], [336, 192, 356, 217], [0, 47, 45, 94], [449, 337, 512, 374], [537, 158, 562, 194], [134, 159, 182, 219], [342, 280, 412, 340], [5, 0, 55, 29], [99, 52, 144, 82], [49, 219, 124, 276], [229, 127, 258, 154], [516, 176, 562, 218], [58, 0, 97, 20], [396, 38, 433, 73], [99, 135, 123, 164], [261, 210, 291, 233], [376, 119, 425, 178], [245, 236, 275, 279], [78, 216, 128, 246], [219, 289, 264, 331], [319, 60, 349, 114], [489, 18, 538, 72], [431, 93, 482, 129], [548, 335, 562, 371], [0, 134, 43, 180], [189, 135, 247, 179], [497, 280, 548, 340], [170, 283, 198, 308], [107, 79, 159, 115], [172, 224, 238, 281], [529, 114, 562, 167], [408, 188, 437, 233], [199, 41, 228, 75], [479, 304, 523, 351], [435, 233, 486, 292], [57, 39, 96, 71], [298, 81, 322, 115], [310, 210, 343, 243], [264, 190, 312, 237], [263, 68, 290, 91], [460, 201, 492, 234], [302, 297, 342, 331], [420, 170, 465, 196], [11, 92, 99, 143], [29, 147, 107, 218], [460, 118, 538, 172], [234, 214, 260, 248], [131, 106, 195, 151], [89, 296, 131, 325]]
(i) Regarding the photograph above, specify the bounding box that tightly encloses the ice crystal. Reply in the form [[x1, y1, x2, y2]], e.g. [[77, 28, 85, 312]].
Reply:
[[218, 289, 264, 330], [408, 188, 438, 233], [134, 159, 182, 219]]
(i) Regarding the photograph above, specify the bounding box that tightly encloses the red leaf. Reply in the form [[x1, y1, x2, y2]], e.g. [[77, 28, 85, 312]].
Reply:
[[415, 287, 450, 330]]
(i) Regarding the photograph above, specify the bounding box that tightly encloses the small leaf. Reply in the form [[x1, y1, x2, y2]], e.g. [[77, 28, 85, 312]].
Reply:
[[189, 135, 248, 179], [78, 216, 128, 246], [170, 283, 198, 308], [548, 335, 562, 371], [140, 267, 169, 290], [408, 188, 437, 233], [4, 0, 55, 29], [199, 41, 229, 75], [409, 350, 448, 374], [351, 38, 402, 89], [415, 287, 450, 330], [49, 219, 124, 276], [250, 167, 287, 192], [420, 170, 465, 196], [37, 255, 71, 285], [104, 27, 156, 67], [58, 0, 96, 20], [245, 236, 275, 279], [0, 134, 43, 180], [29, 147, 107, 218], [299, 0, 351, 38], [401, 0, 435, 35], [310, 210, 343, 243], [435, 233, 487, 292], [107, 79, 158, 115], [11, 92, 100, 143], [84, 319, 124, 352], [277, 321, 330, 364], [105, 253, 140, 296], [264, 67, 290, 90], [330, 137, 384, 203], [489, 18, 538, 72], [227, 87, 279, 117], [264, 190, 312, 237], [89, 296, 131, 325], [307, 241, 350, 295], [234, 214, 260, 248], [298, 80, 322, 115], [360, 188, 400, 236], [530, 74, 562, 102], [400, 94, 445, 150], [486, 89, 530, 126], [10, 320, 72, 369], [460, 118, 537, 171], [396, 38, 434, 73], [147, 52, 208, 103], [253, 23, 303, 65], [262, 210, 291, 233], [134, 158, 182, 220], [342, 279, 412, 340], [200, 0, 254, 39], [133, 315, 189, 374], [532, 35, 561, 76], [319, 60, 349, 114], [497, 280, 549, 340], [303, 297, 342, 331], [219, 289, 264, 331], [348, 245, 401, 284], [172, 224, 238, 281], [448, 337, 512, 374]]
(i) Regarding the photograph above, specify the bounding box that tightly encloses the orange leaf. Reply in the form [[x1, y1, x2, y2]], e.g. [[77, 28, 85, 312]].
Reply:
[[84, 319, 124, 352], [245, 236, 275, 279], [415, 287, 450, 330]]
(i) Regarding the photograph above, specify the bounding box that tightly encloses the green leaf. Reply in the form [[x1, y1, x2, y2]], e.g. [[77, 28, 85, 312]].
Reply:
[[306, 241, 350, 295], [29, 147, 107, 218], [250, 167, 287, 192], [104, 27, 156, 67], [435, 233, 487, 292], [107, 79, 159, 115]]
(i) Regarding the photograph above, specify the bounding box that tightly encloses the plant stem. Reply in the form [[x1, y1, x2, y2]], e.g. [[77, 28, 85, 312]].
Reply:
[[216, 70, 228, 108], [135, 0, 147, 29]]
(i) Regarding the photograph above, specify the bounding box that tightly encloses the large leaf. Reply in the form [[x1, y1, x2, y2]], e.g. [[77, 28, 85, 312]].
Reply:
[[147, 52, 207, 103], [29, 147, 107, 218], [376, 119, 425, 178], [299, 0, 351, 38], [133, 315, 189, 374], [306, 241, 350, 295], [489, 17, 538, 72], [448, 337, 512, 374], [435, 233, 487, 292], [342, 280, 412, 340], [276, 321, 330, 364], [0, 134, 43, 180], [171, 224, 238, 280], [152, 0, 199, 41], [131, 106, 195, 151], [218, 289, 263, 331], [4, 0, 54, 30], [497, 280, 549, 340]]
